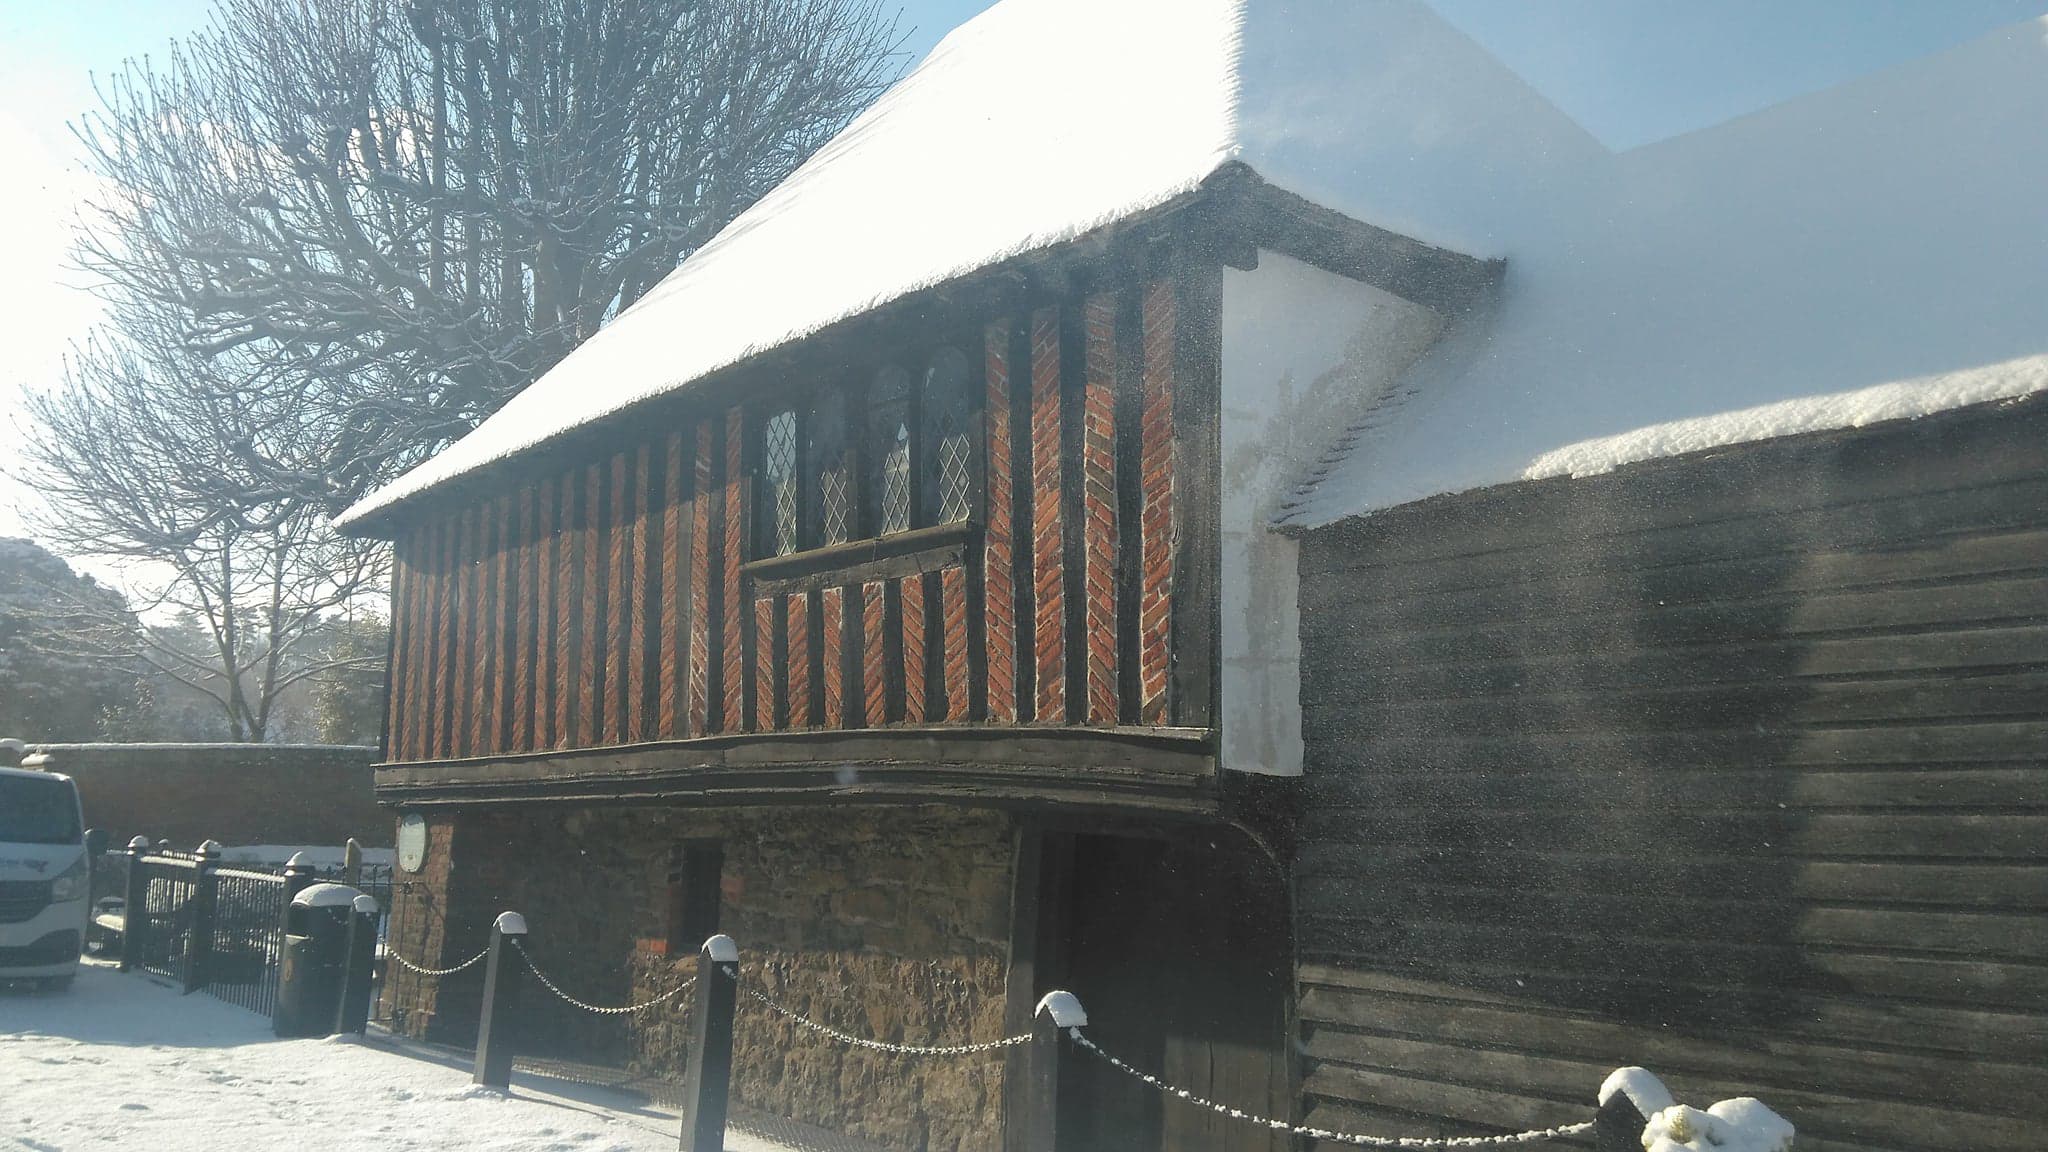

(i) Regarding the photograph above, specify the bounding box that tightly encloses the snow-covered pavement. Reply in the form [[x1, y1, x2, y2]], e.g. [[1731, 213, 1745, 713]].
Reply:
[[0, 962, 787, 1152]]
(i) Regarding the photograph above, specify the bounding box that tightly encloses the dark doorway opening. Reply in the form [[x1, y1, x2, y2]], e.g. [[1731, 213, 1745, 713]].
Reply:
[[1029, 828, 1292, 1152]]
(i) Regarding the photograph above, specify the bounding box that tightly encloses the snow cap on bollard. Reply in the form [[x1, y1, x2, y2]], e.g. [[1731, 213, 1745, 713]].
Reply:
[[702, 933, 738, 963], [1599, 1067, 1676, 1118], [494, 911, 528, 936], [197, 839, 224, 858], [1035, 990, 1087, 1028], [286, 851, 315, 868], [351, 894, 380, 916], [127, 835, 152, 851], [293, 883, 363, 908]]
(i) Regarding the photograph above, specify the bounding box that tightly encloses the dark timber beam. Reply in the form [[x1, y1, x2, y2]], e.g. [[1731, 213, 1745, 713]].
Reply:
[[1202, 161, 1504, 315], [373, 725, 1221, 816]]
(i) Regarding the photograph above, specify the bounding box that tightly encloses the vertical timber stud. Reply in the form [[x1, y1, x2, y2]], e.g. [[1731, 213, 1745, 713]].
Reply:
[[512, 488, 537, 753], [472, 911, 528, 1089], [1170, 258, 1222, 729], [119, 835, 150, 972], [630, 440, 657, 742], [1000, 825, 1044, 1152], [607, 451, 633, 744], [534, 474, 560, 749], [492, 492, 517, 754], [1112, 281, 1146, 724], [579, 460, 606, 746], [680, 934, 740, 1152], [384, 541, 408, 760], [182, 840, 222, 994], [1027, 992, 1088, 1152], [456, 506, 483, 756]]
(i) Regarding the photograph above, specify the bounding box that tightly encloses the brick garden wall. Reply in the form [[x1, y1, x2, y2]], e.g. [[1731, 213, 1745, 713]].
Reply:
[[380, 803, 1018, 1152], [24, 743, 386, 850]]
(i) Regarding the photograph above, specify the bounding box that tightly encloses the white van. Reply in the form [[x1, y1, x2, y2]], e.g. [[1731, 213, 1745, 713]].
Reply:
[[0, 760, 92, 990]]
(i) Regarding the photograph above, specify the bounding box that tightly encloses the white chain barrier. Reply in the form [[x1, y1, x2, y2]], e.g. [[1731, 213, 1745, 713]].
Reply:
[[512, 940, 695, 1015], [1068, 1030, 1596, 1149], [739, 980, 1030, 1056], [386, 945, 491, 978]]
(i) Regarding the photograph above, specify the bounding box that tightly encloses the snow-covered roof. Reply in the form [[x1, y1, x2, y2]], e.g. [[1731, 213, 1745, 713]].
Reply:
[[336, 0, 1592, 531], [1279, 14, 2048, 527]]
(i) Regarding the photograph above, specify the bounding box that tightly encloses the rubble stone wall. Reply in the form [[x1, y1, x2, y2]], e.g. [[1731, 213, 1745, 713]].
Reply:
[[379, 803, 1018, 1152]]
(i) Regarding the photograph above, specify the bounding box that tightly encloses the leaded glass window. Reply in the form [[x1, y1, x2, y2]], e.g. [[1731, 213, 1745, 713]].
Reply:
[[922, 346, 973, 524], [762, 408, 798, 556], [869, 366, 913, 535], [808, 389, 852, 546]]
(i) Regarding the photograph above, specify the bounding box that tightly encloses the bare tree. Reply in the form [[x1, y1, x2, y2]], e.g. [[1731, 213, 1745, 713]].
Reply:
[[19, 302, 388, 742], [74, 0, 902, 509]]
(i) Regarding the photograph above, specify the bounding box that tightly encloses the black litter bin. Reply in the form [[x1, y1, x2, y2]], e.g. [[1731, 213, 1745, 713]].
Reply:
[[275, 883, 363, 1038]]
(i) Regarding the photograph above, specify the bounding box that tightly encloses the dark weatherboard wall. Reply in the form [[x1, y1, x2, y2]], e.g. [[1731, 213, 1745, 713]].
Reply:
[[1292, 396, 2048, 1152]]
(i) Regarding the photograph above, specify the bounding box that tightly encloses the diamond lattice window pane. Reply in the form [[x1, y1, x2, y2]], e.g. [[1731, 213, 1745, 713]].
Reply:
[[881, 423, 911, 534], [820, 466, 850, 544], [765, 409, 798, 555], [921, 346, 973, 525], [809, 390, 850, 546], [937, 428, 971, 523]]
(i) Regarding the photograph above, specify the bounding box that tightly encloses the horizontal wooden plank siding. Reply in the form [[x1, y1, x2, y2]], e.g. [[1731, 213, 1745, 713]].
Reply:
[[1293, 397, 2048, 1152]]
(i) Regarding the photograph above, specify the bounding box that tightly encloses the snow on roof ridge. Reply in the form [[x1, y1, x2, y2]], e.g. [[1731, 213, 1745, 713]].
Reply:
[[338, 0, 1263, 532], [1280, 356, 2048, 529], [1277, 14, 2048, 529]]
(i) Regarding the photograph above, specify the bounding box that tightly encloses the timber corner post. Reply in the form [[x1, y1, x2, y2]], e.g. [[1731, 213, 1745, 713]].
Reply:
[[472, 911, 528, 1089], [118, 835, 151, 972], [680, 934, 740, 1152], [181, 839, 223, 994], [1026, 991, 1088, 1152]]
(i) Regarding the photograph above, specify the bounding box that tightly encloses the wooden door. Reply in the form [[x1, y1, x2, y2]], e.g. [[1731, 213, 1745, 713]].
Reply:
[[1043, 830, 1291, 1152]]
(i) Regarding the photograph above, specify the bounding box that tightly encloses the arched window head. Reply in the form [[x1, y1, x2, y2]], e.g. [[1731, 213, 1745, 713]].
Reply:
[[923, 346, 973, 524], [762, 408, 798, 556], [870, 366, 913, 535], [809, 388, 852, 546]]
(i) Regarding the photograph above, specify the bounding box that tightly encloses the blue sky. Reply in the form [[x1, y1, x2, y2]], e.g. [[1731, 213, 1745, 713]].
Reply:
[[0, 0, 2040, 541]]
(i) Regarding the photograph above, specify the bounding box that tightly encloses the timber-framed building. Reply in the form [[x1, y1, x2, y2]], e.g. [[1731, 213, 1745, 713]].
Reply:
[[343, 3, 2048, 1149]]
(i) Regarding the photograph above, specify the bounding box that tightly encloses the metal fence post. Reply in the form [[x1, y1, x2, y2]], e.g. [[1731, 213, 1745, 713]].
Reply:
[[679, 935, 740, 1152], [119, 836, 151, 973], [281, 852, 319, 911], [1026, 991, 1087, 1152], [182, 840, 222, 994], [473, 912, 528, 1089]]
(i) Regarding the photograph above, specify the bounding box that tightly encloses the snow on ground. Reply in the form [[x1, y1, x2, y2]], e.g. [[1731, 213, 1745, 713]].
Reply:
[[0, 962, 790, 1152]]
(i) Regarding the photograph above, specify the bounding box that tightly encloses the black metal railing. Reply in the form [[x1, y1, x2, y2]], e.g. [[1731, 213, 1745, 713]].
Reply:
[[206, 866, 289, 1016], [117, 842, 391, 1021], [133, 853, 202, 984]]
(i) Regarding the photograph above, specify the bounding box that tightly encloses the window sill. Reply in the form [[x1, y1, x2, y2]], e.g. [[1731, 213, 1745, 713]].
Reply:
[[741, 520, 980, 592]]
